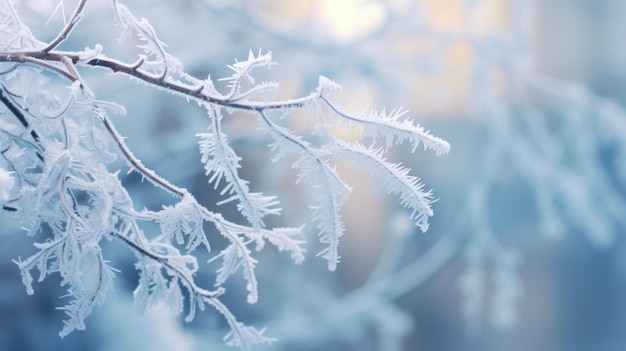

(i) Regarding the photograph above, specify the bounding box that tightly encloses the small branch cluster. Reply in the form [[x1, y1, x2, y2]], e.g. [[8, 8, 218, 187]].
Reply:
[[0, 0, 448, 349]]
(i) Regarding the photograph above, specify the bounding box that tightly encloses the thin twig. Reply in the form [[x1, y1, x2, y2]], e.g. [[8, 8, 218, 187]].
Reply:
[[0, 86, 39, 141], [42, 0, 89, 53], [0, 85, 44, 160], [109, 230, 224, 299], [0, 50, 315, 111], [97, 109, 187, 198]]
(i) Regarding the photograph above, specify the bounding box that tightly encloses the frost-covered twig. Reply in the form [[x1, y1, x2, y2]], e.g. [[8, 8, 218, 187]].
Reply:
[[0, 0, 448, 349], [42, 0, 88, 53]]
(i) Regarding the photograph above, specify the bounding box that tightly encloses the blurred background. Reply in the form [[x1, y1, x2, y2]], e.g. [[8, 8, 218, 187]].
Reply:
[[2, 0, 626, 350]]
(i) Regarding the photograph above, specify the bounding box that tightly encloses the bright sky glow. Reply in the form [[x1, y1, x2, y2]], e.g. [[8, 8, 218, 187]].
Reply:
[[316, 0, 387, 42]]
